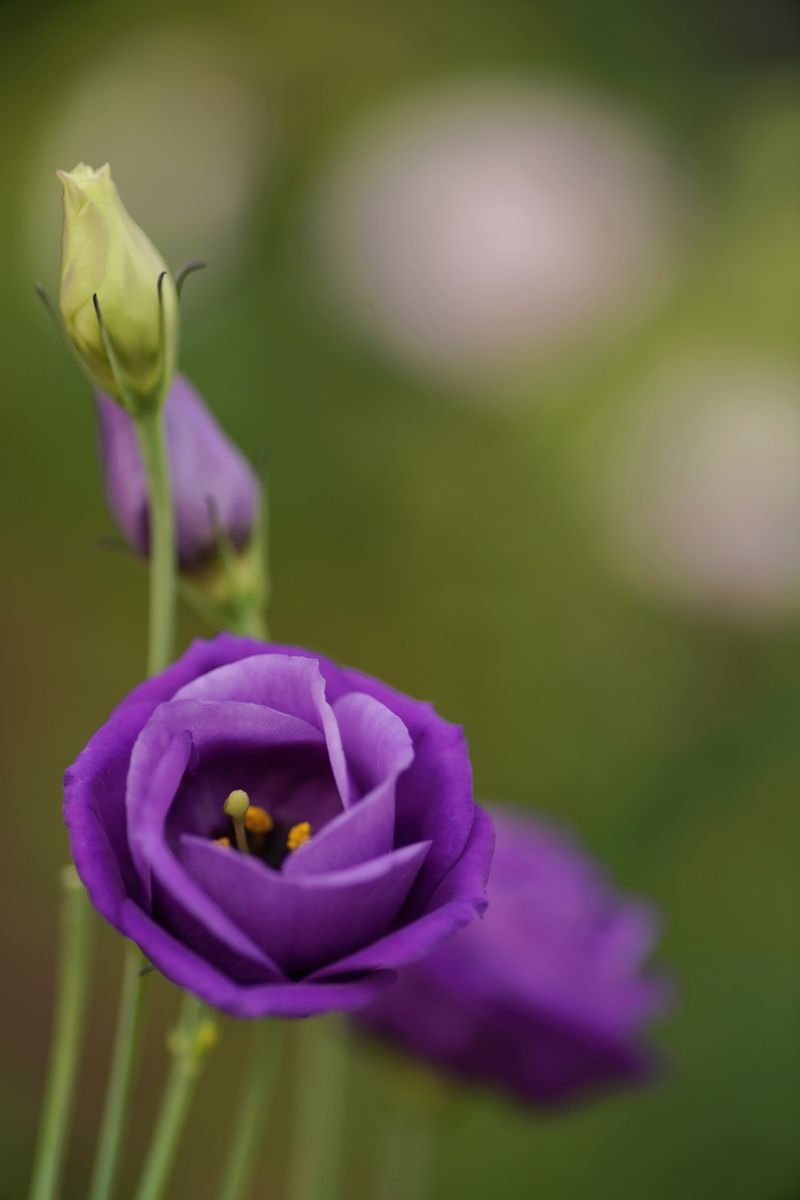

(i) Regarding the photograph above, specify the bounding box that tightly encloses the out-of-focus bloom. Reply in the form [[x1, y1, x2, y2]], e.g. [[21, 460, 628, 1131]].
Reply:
[[97, 373, 260, 570], [64, 636, 493, 1018], [356, 808, 668, 1105], [598, 360, 800, 620], [58, 162, 178, 407], [312, 81, 685, 384]]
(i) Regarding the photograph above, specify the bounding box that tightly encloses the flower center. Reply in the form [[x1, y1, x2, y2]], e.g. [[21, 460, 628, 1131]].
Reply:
[[216, 788, 312, 869]]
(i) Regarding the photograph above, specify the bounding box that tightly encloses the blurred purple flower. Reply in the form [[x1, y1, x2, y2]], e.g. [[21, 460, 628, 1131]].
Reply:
[[356, 807, 669, 1105], [97, 373, 260, 568], [63, 635, 493, 1018]]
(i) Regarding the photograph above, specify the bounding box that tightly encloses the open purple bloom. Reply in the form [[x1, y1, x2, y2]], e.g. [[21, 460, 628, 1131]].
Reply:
[[356, 807, 669, 1105], [63, 635, 493, 1018], [97, 374, 260, 568]]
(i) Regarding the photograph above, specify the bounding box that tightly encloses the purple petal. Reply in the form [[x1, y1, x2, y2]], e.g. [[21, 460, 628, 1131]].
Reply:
[[312, 805, 493, 980], [121, 900, 397, 1018], [125, 700, 327, 977], [180, 836, 431, 975], [172, 655, 350, 805], [332, 692, 414, 796], [63, 701, 154, 925], [281, 784, 395, 878], [284, 693, 415, 877], [335, 666, 475, 908], [114, 635, 271, 716], [126, 698, 324, 895], [127, 726, 282, 975]]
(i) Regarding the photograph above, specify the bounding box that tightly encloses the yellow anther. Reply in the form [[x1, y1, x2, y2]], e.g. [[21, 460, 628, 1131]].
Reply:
[[287, 822, 312, 851], [213, 836, 231, 849], [244, 806, 274, 835]]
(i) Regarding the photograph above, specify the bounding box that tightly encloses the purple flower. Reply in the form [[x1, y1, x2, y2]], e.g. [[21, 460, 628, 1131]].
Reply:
[[97, 374, 260, 568], [63, 636, 493, 1018], [356, 808, 669, 1105]]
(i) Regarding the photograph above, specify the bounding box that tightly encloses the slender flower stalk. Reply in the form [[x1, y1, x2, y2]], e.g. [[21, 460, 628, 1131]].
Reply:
[[376, 1110, 434, 1200], [133, 994, 218, 1200], [86, 943, 146, 1200], [216, 1022, 283, 1200], [133, 405, 177, 674], [286, 1017, 347, 1200], [29, 866, 93, 1200], [232, 601, 268, 639], [375, 1069, 444, 1200]]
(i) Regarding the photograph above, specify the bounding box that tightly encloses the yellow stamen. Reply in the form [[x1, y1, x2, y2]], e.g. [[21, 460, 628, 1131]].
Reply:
[[244, 806, 274, 835], [287, 822, 312, 851], [213, 836, 231, 849], [224, 789, 251, 854]]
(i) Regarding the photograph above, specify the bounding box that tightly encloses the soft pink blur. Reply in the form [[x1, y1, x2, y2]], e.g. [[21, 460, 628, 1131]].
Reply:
[[312, 80, 687, 383], [601, 359, 800, 618]]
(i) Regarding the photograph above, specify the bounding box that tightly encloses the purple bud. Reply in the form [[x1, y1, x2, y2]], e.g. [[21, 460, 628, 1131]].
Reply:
[[97, 374, 260, 568]]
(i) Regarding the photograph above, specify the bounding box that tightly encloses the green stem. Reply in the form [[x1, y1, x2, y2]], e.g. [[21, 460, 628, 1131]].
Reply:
[[29, 867, 93, 1200], [375, 1062, 447, 1200], [133, 995, 217, 1200], [133, 407, 176, 675], [375, 1097, 434, 1200], [234, 603, 267, 640], [216, 1022, 283, 1200], [286, 1017, 347, 1200], [86, 943, 146, 1200]]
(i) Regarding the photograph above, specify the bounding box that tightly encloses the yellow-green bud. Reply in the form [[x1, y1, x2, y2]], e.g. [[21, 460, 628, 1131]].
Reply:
[[57, 162, 179, 410]]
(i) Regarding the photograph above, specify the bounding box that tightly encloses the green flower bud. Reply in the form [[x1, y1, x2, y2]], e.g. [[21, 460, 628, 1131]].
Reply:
[[57, 162, 178, 410]]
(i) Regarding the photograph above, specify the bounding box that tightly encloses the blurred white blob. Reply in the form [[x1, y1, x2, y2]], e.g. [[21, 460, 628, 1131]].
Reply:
[[311, 81, 685, 382], [28, 29, 270, 296], [602, 360, 800, 619]]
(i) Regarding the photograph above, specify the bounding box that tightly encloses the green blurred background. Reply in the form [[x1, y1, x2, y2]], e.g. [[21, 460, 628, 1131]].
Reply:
[[2, 1, 799, 1197]]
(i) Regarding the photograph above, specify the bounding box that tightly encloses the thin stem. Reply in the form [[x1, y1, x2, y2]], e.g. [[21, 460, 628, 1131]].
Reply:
[[286, 1017, 347, 1200], [133, 406, 176, 675], [216, 1022, 283, 1200], [29, 867, 93, 1200], [375, 1096, 434, 1200], [133, 994, 217, 1200], [86, 943, 146, 1200], [233, 603, 267, 639], [375, 1060, 447, 1200]]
